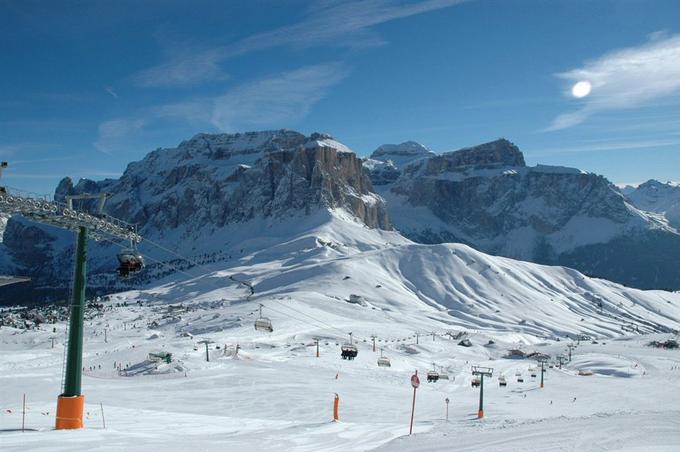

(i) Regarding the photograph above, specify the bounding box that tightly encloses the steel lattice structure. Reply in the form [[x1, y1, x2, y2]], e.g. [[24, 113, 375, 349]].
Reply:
[[0, 191, 141, 243]]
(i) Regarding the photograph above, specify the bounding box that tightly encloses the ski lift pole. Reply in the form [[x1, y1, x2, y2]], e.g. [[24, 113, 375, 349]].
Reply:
[[479, 374, 484, 417], [472, 366, 493, 419], [445, 397, 449, 422], [56, 226, 87, 430], [540, 360, 546, 388]]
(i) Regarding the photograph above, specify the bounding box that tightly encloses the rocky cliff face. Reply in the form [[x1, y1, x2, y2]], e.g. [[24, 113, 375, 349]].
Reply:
[[366, 138, 680, 290], [0, 130, 390, 303], [55, 130, 389, 233]]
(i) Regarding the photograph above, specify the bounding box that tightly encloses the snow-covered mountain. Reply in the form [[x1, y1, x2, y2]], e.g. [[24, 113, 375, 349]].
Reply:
[[4, 131, 680, 450], [2, 131, 679, 305], [365, 138, 680, 290], [625, 179, 680, 229], [363, 141, 436, 186], [0, 130, 389, 303]]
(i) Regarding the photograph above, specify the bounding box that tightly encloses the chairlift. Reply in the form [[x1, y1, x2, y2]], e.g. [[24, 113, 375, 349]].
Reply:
[[530, 368, 537, 378], [438, 366, 449, 380], [499, 375, 507, 387], [471, 376, 481, 387], [254, 304, 273, 332], [516, 371, 524, 383], [427, 363, 440, 382], [116, 243, 144, 278], [377, 348, 391, 367], [341, 332, 358, 360]]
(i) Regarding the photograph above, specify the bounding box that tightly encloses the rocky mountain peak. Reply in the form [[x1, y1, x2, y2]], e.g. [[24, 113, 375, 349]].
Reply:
[[442, 138, 525, 168], [370, 141, 434, 162]]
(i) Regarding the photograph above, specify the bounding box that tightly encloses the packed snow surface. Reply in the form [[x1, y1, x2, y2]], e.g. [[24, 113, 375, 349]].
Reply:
[[2, 211, 680, 451]]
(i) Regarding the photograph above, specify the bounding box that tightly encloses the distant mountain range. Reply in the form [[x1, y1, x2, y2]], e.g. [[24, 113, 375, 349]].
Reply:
[[624, 179, 680, 230], [1, 130, 678, 304], [365, 138, 680, 290]]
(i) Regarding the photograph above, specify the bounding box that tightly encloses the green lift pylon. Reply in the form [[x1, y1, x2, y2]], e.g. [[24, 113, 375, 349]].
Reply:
[[0, 166, 143, 431], [56, 226, 88, 429], [64, 226, 87, 397], [472, 366, 493, 419]]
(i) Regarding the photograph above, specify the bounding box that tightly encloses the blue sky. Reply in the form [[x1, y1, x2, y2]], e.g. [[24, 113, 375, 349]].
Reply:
[[1, 0, 680, 194]]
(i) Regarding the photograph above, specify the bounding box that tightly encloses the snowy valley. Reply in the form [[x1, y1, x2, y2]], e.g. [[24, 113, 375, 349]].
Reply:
[[2, 131, 680, 451]]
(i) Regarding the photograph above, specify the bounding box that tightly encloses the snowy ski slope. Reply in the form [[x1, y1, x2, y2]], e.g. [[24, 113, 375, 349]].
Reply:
[[2, 210, 680, 451]]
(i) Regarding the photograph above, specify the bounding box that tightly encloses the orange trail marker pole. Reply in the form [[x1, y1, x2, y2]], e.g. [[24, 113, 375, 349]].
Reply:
[[22, 394, 26, 432], [333, 393, 339, 421]]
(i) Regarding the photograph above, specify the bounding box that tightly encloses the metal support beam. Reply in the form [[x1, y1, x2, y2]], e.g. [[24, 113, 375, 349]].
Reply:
[[63, 226, 87, 397]]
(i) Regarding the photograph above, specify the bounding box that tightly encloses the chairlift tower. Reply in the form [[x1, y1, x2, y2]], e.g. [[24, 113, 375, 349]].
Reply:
[[471, 366, 493, 419], [539, 358, 547, 388], [198, 340, 214, 362], [0, 163, 141, 430]]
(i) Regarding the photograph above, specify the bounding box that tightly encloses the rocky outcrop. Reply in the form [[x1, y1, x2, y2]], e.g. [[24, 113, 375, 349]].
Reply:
[[367, 138, 680, 290], [412, 138, 525, 176], [53, 130, 390, 234]]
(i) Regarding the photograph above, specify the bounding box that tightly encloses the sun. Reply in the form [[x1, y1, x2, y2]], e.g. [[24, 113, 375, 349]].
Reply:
[[571, 81, 592, 98]]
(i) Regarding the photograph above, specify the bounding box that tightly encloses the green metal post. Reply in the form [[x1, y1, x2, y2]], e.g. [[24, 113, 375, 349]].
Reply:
[[540, 361, 545, 388], [62, 226, 87, 397], [479, 374, 484, 416]]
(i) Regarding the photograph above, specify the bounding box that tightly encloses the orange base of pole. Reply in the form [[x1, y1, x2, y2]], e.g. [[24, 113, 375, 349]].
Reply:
[[333, 394, 339, 422], [477, 409, 484, 419], [55, 395, 85, 429]]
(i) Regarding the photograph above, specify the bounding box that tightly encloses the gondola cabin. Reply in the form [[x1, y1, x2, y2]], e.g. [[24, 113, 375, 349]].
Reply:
[[117, 249, 144, 277], [377, 348, 390, 367], [254, 317, 273, 332], [377, 356, 391, 367], [254, 304, 273, 332], [341, 343, 358, 360]]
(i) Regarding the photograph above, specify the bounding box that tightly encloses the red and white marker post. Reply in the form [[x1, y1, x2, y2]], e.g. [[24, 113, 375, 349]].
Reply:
[[409, 370, 420, 435]]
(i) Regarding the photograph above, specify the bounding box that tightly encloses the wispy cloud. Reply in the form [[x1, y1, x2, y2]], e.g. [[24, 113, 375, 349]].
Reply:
[[530, 137, 680, 154], [211, 63, 349, 131], [103, 62, 350, 142], [94, 118, 146, 154], [547, 33, 680, 131], [133, 0, 467, 88], [132, 49, 229, 88], [105, 86, 119, 98]]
